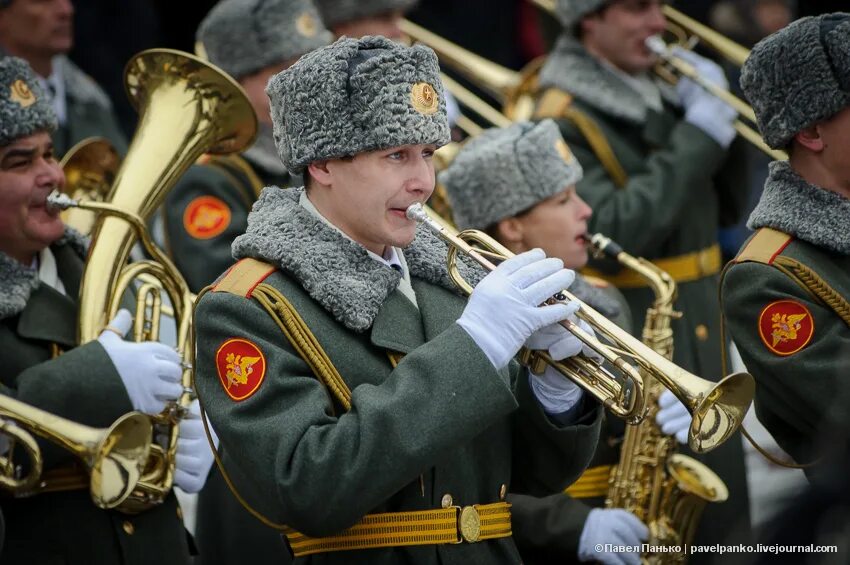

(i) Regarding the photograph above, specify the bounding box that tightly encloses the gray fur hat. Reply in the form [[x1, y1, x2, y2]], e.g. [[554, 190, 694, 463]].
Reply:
[[0, 57, 57, 147], [554, 0, 609, 31], [314, 0, 419, 27], [197, 0, 333, 80], [741, 13, 850, 149], [267, 35, 450, 174], [439, 120, 584, 230]]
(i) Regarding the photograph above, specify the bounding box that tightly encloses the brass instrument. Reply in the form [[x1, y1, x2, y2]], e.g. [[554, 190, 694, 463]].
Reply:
[[529, 0, 785, 160], [0, 395, 152, 509], [590, 234, 728, 564], [59, 137, 121, 235], [48, 48, 257, 512], [406, 203, 754, 452]]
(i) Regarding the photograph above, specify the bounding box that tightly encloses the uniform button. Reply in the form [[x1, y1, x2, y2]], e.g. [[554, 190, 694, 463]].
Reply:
[[695, 324, 709, 341], [122, 521, 135, 535], [441, 494, 453, 508], [499, 484, 507, 500]]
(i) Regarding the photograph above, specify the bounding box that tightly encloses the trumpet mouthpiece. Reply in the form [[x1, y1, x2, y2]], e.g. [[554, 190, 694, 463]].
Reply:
[[645, 35, 667, 56], [405, 203, 428, 222]]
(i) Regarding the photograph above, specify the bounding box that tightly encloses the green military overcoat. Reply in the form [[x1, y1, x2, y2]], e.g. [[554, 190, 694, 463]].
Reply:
[[161, 138, 294, 294], [532, 34, 753, 552], [193, 186, 603, 564], [52, 56, 127, 158], [0, 230, 191, 565], [722, 161, 850, 477]]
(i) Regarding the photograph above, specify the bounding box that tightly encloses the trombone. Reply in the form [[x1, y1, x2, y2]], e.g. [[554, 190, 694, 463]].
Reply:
[[529, 0, 787, 160], [0, 396, 152, 509], [406, 203, 755, 454]]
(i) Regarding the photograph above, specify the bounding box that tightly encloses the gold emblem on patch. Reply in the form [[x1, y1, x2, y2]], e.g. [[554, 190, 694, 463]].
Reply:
[[10, 79, 36, 108], [555, 139, 573, 163], [459, 506, 481, 543], [296, 12, 318, 37], [411, 82, 439, 115]]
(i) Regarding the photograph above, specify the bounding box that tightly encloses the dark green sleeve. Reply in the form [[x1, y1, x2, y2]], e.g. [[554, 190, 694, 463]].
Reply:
[[556, 119, 728, 257], [711, 137, 751, 228], [508, 493, 591, 561], [511, 372, 602, 495], [721, 262, 850, 464], [163, 164, 252, 293], [13, 342, 133, 467], [194, 290, 520, 536]]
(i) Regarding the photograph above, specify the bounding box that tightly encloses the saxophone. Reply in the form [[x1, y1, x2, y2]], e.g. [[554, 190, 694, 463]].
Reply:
[[589, 234, 728, 564]]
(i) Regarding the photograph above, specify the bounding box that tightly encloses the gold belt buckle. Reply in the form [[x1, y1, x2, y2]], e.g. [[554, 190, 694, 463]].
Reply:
[[456, 505, 481, 543]]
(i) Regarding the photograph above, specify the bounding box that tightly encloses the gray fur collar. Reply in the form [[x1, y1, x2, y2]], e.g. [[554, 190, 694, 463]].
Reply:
[[56, 56, 113, 109], [749, 161, 850, 255], [539, 34, 676, 125], [243, 123, 289, 178], [232, 187, 484, 332], [0, 227, 88, 320]]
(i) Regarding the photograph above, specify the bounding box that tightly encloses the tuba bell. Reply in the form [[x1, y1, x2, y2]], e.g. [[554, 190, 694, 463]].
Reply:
[[48, 48, 257, 512]]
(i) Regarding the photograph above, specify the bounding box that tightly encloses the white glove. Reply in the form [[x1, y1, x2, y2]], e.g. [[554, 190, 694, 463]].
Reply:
[[458, 249, 576, 370], [174, 399, 218, 494], [672, 47, 737, 148], [656, 389, 691, 445], [578, 508, 649, 565], [98, 309, 183, 415]]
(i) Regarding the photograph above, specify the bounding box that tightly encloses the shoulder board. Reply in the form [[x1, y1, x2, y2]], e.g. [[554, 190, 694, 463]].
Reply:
[[735, 228, 793, 266], [533, 88, 574, 120], [213, 258, 277, 298], [582, 275, 610, 289]]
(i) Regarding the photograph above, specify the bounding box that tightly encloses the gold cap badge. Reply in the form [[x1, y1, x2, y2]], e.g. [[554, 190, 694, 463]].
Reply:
[[10, 79, 36, 108], [411, 82, 439, 115], [296, 12, 318, 37], [555, 139, 573, 163]]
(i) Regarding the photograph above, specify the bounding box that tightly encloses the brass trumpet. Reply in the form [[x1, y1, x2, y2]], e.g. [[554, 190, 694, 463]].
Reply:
[[0, 395, 152, 509], [59, 137, 121, 235], [406, 204, 755, 453]]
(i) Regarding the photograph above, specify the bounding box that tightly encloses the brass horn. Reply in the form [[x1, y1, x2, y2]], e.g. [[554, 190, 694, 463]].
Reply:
[[59, 137, 121, 235], [0, 395, 152, 509], [406, 204, 755, 453], [48, 48, 257, 512]]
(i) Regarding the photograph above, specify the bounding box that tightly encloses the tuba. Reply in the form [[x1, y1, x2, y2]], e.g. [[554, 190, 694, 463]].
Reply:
[[59, 137, 121, 235], [406, 204, 754, 452], [48, 48, 257, 512], [0, 395, 152, 509], [590, 234, 728, 563]]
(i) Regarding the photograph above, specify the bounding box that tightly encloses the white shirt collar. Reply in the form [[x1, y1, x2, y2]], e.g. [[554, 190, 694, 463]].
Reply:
[[35, 246, 67, 296]]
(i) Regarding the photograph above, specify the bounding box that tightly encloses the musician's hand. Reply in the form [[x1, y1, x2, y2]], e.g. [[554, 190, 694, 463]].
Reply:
[[175, 399, 218, 494], [98, 309, 183, 415], [672, 47, 737, 148], [656, 389, 691, 445], [525, 314, 597, 361], [578, 508, 649, 565], [458, 249, 576, 370]]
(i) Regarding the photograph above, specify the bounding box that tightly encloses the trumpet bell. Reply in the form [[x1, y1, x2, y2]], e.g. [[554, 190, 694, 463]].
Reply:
[[90, 412, 153, 509], [689, 371, 755, 453], [59, 137, 121, 235]]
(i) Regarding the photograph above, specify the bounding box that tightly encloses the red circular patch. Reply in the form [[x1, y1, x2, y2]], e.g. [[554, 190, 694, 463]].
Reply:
[[758, 300, 814, 356], [183, 196, 231, 239], [215, 338, 267, 401]]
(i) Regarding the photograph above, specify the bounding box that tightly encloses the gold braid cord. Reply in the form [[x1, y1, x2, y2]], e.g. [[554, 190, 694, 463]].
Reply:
[[774, 257, 850, 328]]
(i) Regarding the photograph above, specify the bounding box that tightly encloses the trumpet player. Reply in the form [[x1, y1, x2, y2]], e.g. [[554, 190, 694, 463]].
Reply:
[[194, 36, 604, 564], [161, 0, 332, 294], [0, 57, 212, 565], [440, 119, 693, 565], [533, 0, 752, 552], [722, 13, 850, 477]]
